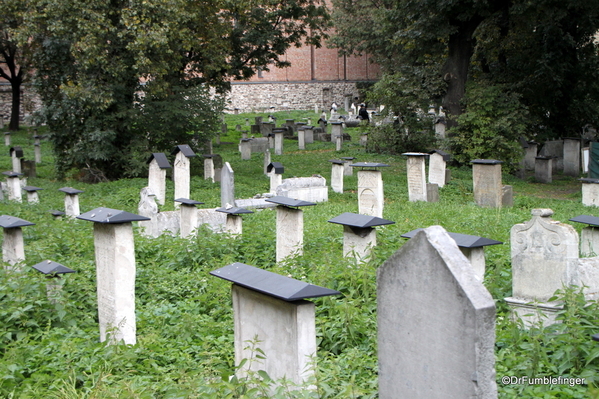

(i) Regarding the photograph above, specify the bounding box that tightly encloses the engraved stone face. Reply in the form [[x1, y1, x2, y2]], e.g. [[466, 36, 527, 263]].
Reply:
[[358, 170, 383, 217], [406, 156, 426, 202], [428, 153, 446, 188]]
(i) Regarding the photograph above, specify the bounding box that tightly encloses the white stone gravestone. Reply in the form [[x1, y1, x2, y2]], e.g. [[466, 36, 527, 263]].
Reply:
[[328, 213, 394, 263], [147, 153, 171, 206], [172, 145, 196, 206], [352, 163, 389, 218], [403, 152, 427, 202], [428, 150, 449, 188], [330, 160, 344, 194], [266, 197, 316, 262], [221, 162, 236, 208], [59, 187, 84, 217], [0, 215, 34, 269], [471, 159, 503, 208], [3, 171, 22, 202]]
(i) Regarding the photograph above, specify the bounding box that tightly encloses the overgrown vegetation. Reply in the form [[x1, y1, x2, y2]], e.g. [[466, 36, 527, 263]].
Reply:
[[1, 112, 599, 398]]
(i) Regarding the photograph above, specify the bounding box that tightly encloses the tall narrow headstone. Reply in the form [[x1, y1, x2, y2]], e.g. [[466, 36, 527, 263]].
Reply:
[[175, 198, 204, 238], [340, 157, 355, 176], [59, 187, 84, 217], [351, 163, 389, 218], [266, 197, 316, 262], [581, 178, 599, 207], [32, 260, 75, 304], [34, 144, 41, 164], [403, 153, 427, 202], [3, 171, 22, 202], [274, 128, 285, 155], [23, 186, 43, 204], [221, 162, 235, 207], [471, 159, 503, 208], [267, 162, 284, 194], [378, 226, 497, 399], [304, 125, 314, 144], [10, 146, 22, 173], [216, 206, 253, 236], [203, 154, 215, 182], [505, 209, 578, 325], [535, 156, 552, 183], [329, 160, 344, 194], [77, 208, 150, 345], [210, 263, 340, 387], [240, 139, 252, 160], [428, 150, 449, 187], [4, 132, 10, 146], [570, 215, 599, 257], [0, 215, 34, 268], [298, 127, 306, 150], [263, 149, 271, 176], [524, 142, 538, 170], [330, 122, 343, 142], [563, 138, 581, 177], [172, 145, 196, 206], [335, 135, 342, 151], [329, 213, 394, 262], [147, 153, 171, 206]]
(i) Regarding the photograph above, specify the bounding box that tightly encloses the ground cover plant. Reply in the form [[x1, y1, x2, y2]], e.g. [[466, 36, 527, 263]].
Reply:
[[1, 112, 599, 398]]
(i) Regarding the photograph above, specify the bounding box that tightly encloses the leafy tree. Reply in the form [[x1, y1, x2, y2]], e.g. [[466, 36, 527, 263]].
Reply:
[[26, 0, 329, 179]]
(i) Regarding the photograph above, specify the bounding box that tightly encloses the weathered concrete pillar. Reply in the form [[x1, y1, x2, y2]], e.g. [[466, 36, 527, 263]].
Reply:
[[210, 263, 339, 388], [78, 208, 150, 345], [172, 144, 196, 206], [0, 215, 34, 268], [403, 152, 428, 202], [59, 187, 84, 217], [23, 186, 43, 204], [263, 149, 271, 176], [3, 171, 22, 202], [266, 197, 316, 262], [216, 206, 253, 236], [580, 178, 599, 207], [426, 183, 439, 202], [175, 198, 204, 238], [335, 135, 342, 151], [569, 215, 599, 257], [328, 212, 394, 263], [303, 125, 314, 144], [147, 153, 171, 206], [471, 159, 503, 208], [329, 160, 344, 194]]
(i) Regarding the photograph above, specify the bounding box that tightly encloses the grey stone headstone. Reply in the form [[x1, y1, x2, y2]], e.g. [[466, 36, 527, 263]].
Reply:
[[221, 162, 235, 208], [377, 226, 497, 399]]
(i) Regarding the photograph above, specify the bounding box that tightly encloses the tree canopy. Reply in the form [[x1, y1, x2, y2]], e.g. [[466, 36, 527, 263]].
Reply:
[[23, 0, 329, 179], [331, 0, 599, 168]]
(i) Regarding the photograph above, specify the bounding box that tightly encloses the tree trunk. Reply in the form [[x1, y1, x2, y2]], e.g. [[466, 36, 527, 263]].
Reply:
[[442, 19, 482, 130], [9, 77, 21, 131]]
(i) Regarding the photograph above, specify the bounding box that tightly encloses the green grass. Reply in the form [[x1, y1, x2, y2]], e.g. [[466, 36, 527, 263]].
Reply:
[[0, 113, 598, 398]]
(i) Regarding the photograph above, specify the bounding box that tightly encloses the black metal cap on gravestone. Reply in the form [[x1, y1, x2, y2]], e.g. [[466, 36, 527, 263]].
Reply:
[[328, 159, 344, 165], [2, 171, 23, 177], [77, 207, 151, 224], [216, 206, 254, 215], [401, 228, 502, 248], [59, 187, 84, 195], [22, 186, 43, 192], [210, 262, 341, 301], [340, 157, 356, 161], [401, 152, 428, 157], [328, 212, 395, 228], [470, 159, 503, 164], [32, 260, 75, 275], [203, 154, 216, 158], [9, 146, 23, 158], [174, 198, 205, 206], [579, 178, 599, 184], [331, 121, 343, 125], [4, 132, 10, 135], [569, 215, 599, 227], [265, 196, 316, 208], [349, 162, 390, 169], [272, 128, 287, 134], [535, 156, 552, 160], [0, 215, 35, 228], [49, 210, 65, 217], [429, 149, 451, 162], [593, 334, 599, 342], [147, 153, 172, 169], [267, 162, 284, 174], [171, 144, 196, 158]]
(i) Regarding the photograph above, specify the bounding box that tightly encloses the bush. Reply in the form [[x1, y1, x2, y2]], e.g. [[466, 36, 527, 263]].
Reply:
[[366, 122, 439, 154]]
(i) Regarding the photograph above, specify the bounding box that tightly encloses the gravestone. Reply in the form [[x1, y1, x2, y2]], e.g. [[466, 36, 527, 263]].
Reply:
[[330, 122, 343, 142], [352, 163, 389, 218], [4, 132, 9, 146], [298, 127, 306, 150], [328, 213, 394, 263], [248, 137, 269, 153], [221, 162, 236, 207], [210, 263, 339, 387], [471, 159, 503, 208], [570, 215, 599, 257], [335, 135, 342, 151], [10, 146, 22, 173], [78, 208, 150, 345], [539, 140, 564, 171], [32, 260, 75, 304], [216, 206, 253, 236], [175, 198, 204, 238], [266, 197, 316, 262], [3, 171, 22, 202], [260, 122, 274, 137], [275, 176, 328, 203], [240, 139, 252, 160], [403, 153, 427, 202], [267, 162, 284, 194], [0, 215, 34, 268], [34, 144, 41, 164], [582, 147, 590, 174], [203, 154, 215, 182], [535, 156, 552, 184], [172, 145, 196, 206], [263, 149, 271, 175], [303, 125, 314, 144], [427, 183, 439, 202], [147, 153, 171, 205], [563, 138, 581, 177], [524, 142, 538, 170], [581, 178, 599, 207], [329, 160, 344, 194], [59, 187, 84, 217], [274, 129, 285, 155], [378, 226, 497, 399], [23, 186, 42, 204], [428, 150, 450, 187], [505, 209, 579, 325]]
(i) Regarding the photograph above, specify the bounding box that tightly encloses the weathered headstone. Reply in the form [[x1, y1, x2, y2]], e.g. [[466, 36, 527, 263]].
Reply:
[[273, 128, 285, 156], [203, 154, 215, 182], [4, 132, 10, 146], [330, 121, 343, 142], [216, 206, 253, 236], [275, 176, 328, 203], [10, 146, 22, 173], [210, 263, 340, 387], [580, 178, 599, 207], [34, 144, 41, 164], [147, 153, 171, 205], [267, 162, 284, 194], [59, 187, 84, 217], [298, 127, 306, 150], [172, 145, 196, 206], [539, 140, 564, 171], [340, 157, 355, 176], [533, 157, 552, 185], [78, 208, 150, 345], [351, 163, 389, 218], [328, 212, 394, 262], [563, 138, 581, 177], [329, 160, 344, 194], [175, 198, 204, 238], [32, 260, 75, 303], [428, 150, 450, 188], [240, 139, 252, 160], [403, 153, 427, 202], [471, 159, 503, 208], [303, 125, 314, 144], [221, 162, 236, 207], [3, 171, 22, 202], [378, 226, 497, 399], [266, 197, 316, 262], [0, 215, 34, 268], [524, 142, 538, 170], [23, 186, 42, 204], [335, 135, 342, 151], [427, 183, 439, 202], [263, 149, 271, 176], [570, 215, 599, 257]]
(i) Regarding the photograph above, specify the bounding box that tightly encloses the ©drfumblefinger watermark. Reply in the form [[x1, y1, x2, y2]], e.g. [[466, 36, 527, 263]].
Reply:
[[501, 376, 586, 387]]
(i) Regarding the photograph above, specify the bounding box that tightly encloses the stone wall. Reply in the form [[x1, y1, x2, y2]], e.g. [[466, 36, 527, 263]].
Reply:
[[226, 81, 372, 114], [0, 83, 42, 125]]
